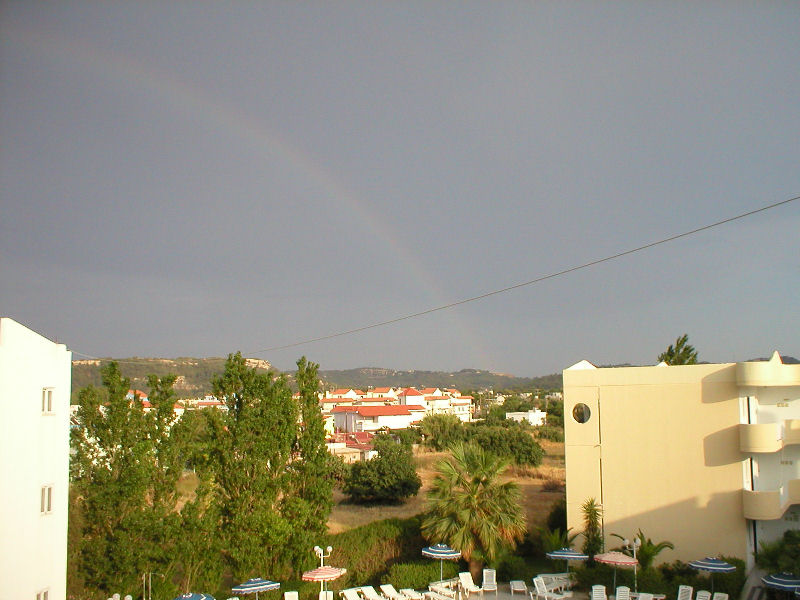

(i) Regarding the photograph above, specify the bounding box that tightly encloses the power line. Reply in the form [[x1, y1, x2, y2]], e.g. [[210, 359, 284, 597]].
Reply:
[[245, 194, 799, 355], [71, 194, 798, 362]]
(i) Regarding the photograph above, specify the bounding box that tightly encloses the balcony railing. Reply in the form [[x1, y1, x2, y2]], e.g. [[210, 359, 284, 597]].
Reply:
[[740, 420, 800, 453], [743, 479, 800, 520]]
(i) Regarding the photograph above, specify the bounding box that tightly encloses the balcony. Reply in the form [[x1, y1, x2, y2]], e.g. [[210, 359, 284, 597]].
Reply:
[[740, 420, 800, 453], [743, 479, 800, 520], [737, 353, 800, 387]]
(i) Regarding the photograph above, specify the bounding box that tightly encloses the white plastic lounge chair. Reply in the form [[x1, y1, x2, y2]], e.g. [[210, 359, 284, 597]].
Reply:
[[362, 587, 388, 600], [483, 569, 498, 597], [696, 591, 711, 600], [381, 585, 407, 600], [285, 593, 299, 600], [341, 589, 363, 600], [425, 592, 454, 600], [538, 574, 572, 593], [711, 593, 728, 600], [616, 586, 631, 600], [591, 585, 607, 600], [401, 590, 424, 600], [459, 572, 483, 600], [510, 581, 528, 595], [677, 586, 693, 600], [532, 577, 572, 600], [637, 594, 653, 600]]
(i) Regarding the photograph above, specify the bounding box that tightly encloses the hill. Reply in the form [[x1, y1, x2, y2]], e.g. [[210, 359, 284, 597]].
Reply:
[[314, 367, 562, 393], [71, 358, 562, 401], [71, 357, 273, 401]]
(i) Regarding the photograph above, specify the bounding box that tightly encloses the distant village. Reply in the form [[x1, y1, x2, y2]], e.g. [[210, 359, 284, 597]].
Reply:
[[96, 385, 560, 464]]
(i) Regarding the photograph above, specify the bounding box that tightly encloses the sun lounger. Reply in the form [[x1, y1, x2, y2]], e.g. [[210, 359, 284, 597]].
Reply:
[[459, 572, 483, 600], [591, 585, 607, 600], [637, 594, 653, 600], [381, 585, 407, 600], [285, 593, 299, 600], [362, 587, 388, 600], [712, 594, 728, 600], [696, 591, 711, 600], [401, 590, 424, 600], [425, 592, 454, 600], [510, 581, 528, 595], [532, 577, 572, 600], [483, 569, 498, 597], [616, 587, 631, 600], [677, 586, 693, 600], [341, 589, 363, 600]]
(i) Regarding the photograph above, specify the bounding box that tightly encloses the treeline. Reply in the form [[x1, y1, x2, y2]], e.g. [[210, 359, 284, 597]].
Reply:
[[68, 353, 330, 600]]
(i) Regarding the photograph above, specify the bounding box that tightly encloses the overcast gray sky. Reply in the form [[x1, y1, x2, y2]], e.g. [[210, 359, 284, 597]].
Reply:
[[2, 2, 799, 376]]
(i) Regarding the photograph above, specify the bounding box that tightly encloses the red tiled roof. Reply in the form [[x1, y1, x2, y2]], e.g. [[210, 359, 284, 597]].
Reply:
[[419, 388, 439, 394], [401, 388, 423, 396], [406, 404, 426, 411], [424, 395, 448, 401], [331, 406, 359, 413], [354, 405, 418, 417], [331, 388, 354, 395], [372, 387, 393, 393]]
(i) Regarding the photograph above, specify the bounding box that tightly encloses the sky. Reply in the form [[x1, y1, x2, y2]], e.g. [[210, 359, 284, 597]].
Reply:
[[2, 2, 799, 377]]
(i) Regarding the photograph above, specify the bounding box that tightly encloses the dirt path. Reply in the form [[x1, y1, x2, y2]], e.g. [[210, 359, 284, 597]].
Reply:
[[327, 440, 565, 534]]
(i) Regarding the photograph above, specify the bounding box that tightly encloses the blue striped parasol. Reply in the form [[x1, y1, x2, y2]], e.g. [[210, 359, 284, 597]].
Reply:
[[689, 558, 735, 593], [546, 548, 589, 562], [422, 544, 461, 580], [233, 578, 281, 600], [173, 594, 215, 600], [763, 573, 800, 592]]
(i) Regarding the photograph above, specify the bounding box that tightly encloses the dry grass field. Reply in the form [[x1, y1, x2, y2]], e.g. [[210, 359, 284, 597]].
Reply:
[[327, 439, 565, 534]]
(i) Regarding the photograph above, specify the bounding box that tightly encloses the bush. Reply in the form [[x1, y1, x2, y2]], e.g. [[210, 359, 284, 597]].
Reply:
[[535, 425, 564, 442], [546, 497, 567, 533], [330, 517, 426, 586], [387, 560, 459, 589], [343, 441, 421, 503], [420, 414, 465, 451], [468, 426, 544, 467]]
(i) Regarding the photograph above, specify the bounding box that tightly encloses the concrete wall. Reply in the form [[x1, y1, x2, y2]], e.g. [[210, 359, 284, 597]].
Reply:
[[564, 361, 749, 565], [0, 318, 71, 600]]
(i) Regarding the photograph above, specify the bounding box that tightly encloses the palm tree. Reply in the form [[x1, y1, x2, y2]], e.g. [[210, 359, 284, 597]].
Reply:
[[658, 334, 698, 365], [611, 529, 674, 570], [422, 442, 526, 580]]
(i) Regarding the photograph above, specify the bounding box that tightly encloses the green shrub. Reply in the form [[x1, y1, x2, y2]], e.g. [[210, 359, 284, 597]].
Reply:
[[387, 561, 459, 589], [535, 426, 564, 442], [329, 517, 426, 586], [546, 497, 567, 533], [496, 555, 529, 582]]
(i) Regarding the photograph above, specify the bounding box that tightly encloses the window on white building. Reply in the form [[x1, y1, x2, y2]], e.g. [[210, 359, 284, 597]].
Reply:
[[40, 485, 53, 514], [41, 388, 54, 414], [36, 590, 49, 600]]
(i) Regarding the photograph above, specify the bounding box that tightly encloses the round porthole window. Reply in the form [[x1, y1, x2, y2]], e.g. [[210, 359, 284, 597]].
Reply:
[[572, 403, 591, 423]]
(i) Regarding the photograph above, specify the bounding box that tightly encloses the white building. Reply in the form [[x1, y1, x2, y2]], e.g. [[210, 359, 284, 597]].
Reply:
[[505, 408, 547, 426], [0, 318, 71, 600]]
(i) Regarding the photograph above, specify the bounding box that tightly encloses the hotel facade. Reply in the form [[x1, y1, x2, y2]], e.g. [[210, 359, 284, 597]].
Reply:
[[564, 352, 800, 568]]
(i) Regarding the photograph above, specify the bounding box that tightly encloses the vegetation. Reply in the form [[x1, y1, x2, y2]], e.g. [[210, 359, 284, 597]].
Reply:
[[580, 497, 604, 560], [611, 529, 674, 570], [756, 528, 800, 574], [69, 354, 331, 599], [422, 442, 526, 580], [658, 334, 698, 365], [469, 425, 544, 467], [343, 434, 422, 503], [420, 414, 465, 451]]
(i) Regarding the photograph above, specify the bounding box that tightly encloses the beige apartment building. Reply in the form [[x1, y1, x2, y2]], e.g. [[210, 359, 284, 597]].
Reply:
[[563, 352, 800, 568]]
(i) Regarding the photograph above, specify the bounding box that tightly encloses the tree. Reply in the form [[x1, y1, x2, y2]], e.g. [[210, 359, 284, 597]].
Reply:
[[420, 414, 464, 451], [658, 334, 698, 365], [422, 442, 526, 580], [70, 362, 186, 597], [343, 434, 422, 503], [581, 497, 603, 560], [468, 426, 544, 466]]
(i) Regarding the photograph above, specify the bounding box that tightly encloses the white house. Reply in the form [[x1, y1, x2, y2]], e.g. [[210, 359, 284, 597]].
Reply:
[[331, 404, 426, 432], [0, 318, 71, 600], [506, 408, 547, 426]]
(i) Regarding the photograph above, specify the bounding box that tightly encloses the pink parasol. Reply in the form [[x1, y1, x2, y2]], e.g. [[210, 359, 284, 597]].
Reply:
[[302, 567, 347, 582], [594, 551, 638, 590]]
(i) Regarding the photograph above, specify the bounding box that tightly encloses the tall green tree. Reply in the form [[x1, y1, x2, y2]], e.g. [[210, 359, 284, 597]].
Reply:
[[420, 414, 464, 451], [658, 334, 698, 365], [422, 442, 526, 580], [70, 363, 184, 597], [208, 352, 299, 579]]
